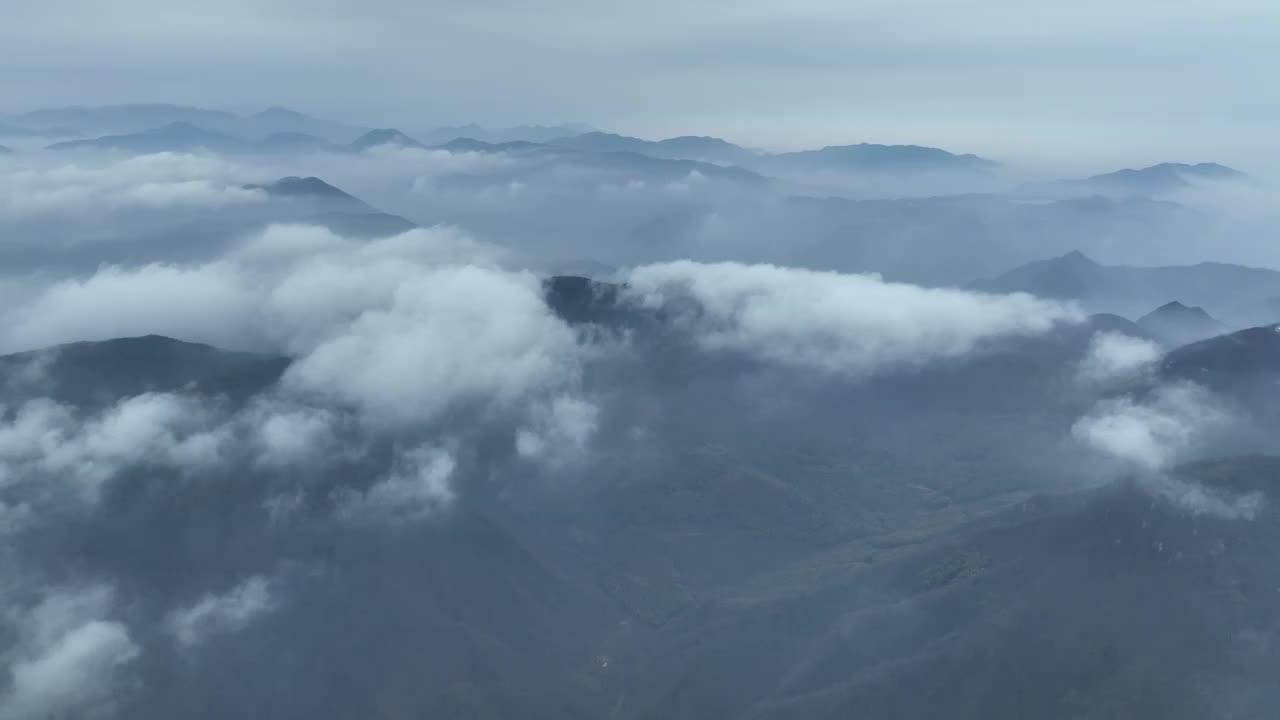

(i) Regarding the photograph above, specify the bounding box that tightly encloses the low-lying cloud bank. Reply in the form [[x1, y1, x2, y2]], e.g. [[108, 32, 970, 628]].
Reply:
[[624, 260, 1083, 375], [0, 153, 262, 218]]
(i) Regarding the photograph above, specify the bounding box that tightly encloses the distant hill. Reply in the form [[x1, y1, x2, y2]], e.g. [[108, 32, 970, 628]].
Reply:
[[545, 134, 994, 174], [7, 103, 367, 141], [1137, 301, 1224, 346], [47, 123, 340, 155], [1028, 162, 1250, 198], [258, 131, 331, 152], [418, 122, 597, 145], [975, 251, 1280, 319], [242, 177, 420, 237], [46, 121, 249, 153], [434, 137, 553, 156], [429, 137, 767, 187], [1162, 324, 1280, 380], [548, 131, 759, 165], [9, 103, 242, 135], [0, 144, 9, 154], [0, 121, 42, 137], [769, 143, 998, 174], [344, 128, 429, 152], [246, 176, 362, 203], [0, 335, 289, 405], [238, 106, 364, 142]]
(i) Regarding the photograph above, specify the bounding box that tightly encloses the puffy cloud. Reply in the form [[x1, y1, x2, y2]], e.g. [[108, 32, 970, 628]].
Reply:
[[1, 224, 581, 429], [1143, 473, 1265, 521], [248, 403, 342, 468], [283, 264, 577, 424], [334, 445, 456, 525], [0, 393, 228, 501], [167, 576, 278, 649], [1072, 382, 1262, 519], [1077, 331, 1163, 385], [3, 262, 260, 353], [1071, 382, 1229, 473], [516, 395, 599, 463], [624, 260, 1083, 375], [0, 586, 138, 720]]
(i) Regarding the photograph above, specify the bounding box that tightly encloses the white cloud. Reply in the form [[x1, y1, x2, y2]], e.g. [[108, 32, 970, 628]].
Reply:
[[249, 403, 341, 468], [3, 261, 260, 353], [0, 586, 138, 720], [0, 393, 226, 501], [1071, 382, 1229, 473], [1143, 473, 1265, 521], [167, 576, 278, 649], [335, 445, 456, 525], [0, 152, 263, 218], [1077, 331, 1163, 385], [283, 264, 577, 424], [1, 224, 581, 429], [516, 395, 599, 463], [1071, 382, 1263, 519], [624, 260, 1083, 375]]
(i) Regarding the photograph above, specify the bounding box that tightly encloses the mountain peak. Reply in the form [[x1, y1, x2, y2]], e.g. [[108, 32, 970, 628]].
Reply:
[[153, 120, 202, 133], [1058, 250, 1099, 266], [347, 128, 427, 151], [246, 176, 357, 201], [1139, 301, 1222, 345], [253, 106, 310, 119], [1143, 300, 1215, 321]]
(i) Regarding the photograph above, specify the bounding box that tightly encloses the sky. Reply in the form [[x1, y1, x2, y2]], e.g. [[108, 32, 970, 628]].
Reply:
[[3, 0, 1278, 166]]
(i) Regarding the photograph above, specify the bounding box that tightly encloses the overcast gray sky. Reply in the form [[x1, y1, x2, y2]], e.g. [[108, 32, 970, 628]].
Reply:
[[3, 0, 1276, 167]]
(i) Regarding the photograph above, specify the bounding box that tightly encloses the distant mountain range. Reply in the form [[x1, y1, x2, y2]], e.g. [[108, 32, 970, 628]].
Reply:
[[975, 250, 1280, 320], [424, 135, 770, 187], [1026, 162, 1250, 198], [12, 103, 1007, 176], [3, 103, 598, 146], [769, 142, 998, 174], [43, 123, 435, 155], [545, 132, 999, 174], [417, 122, 597, 145], [47, 121, 252, 153], [6, 103, 367, 142], [547, 131, 761, 165]]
